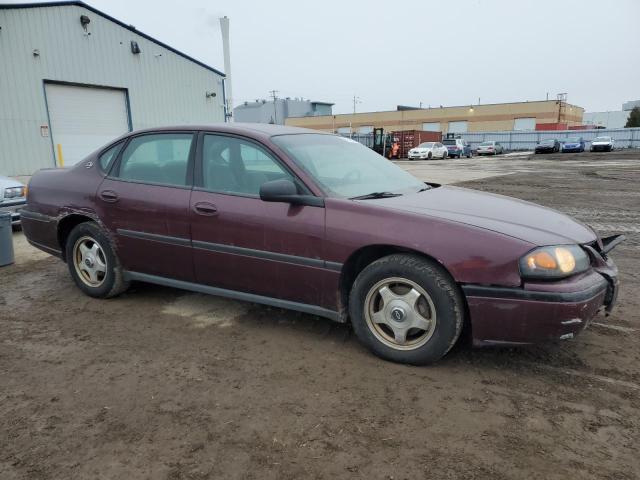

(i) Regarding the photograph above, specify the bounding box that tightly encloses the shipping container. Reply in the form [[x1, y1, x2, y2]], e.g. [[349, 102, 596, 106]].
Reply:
[[535, 123, 568, 131], [391, 130, 442, 158]]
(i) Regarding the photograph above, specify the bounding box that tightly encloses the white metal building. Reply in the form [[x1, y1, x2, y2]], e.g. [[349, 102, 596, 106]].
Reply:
[[0, 1, 226, 176]]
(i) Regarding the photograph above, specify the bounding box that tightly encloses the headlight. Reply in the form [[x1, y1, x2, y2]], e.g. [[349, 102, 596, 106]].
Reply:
[[4, 186, 25, 199], [519, 245, 590, 279]]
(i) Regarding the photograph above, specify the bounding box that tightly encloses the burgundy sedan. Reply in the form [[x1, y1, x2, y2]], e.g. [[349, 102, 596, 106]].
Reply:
[[21, 124, 622, 365]]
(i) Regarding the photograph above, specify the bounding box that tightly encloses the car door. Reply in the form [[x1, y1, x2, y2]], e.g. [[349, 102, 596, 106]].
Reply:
[[190, 132, 328, 306], [96, 131, 196, 281]]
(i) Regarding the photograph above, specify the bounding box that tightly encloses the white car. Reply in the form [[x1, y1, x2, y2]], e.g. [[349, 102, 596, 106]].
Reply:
[[0, 175, 27, 226], [476, 141, 505, 156], [407, 142, 448, 160], [590, 136, 615, 152]]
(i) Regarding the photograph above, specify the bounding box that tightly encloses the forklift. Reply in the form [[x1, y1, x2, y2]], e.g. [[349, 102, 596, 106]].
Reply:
[[372, 128, 395, 158]]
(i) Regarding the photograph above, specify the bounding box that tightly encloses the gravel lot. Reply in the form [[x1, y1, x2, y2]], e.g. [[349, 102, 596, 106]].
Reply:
[[1, 150, 639, 480]]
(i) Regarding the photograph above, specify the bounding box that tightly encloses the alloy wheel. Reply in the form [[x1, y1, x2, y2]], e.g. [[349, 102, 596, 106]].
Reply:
[[364, 277, 437, 351], [73, 236, 107, 287]]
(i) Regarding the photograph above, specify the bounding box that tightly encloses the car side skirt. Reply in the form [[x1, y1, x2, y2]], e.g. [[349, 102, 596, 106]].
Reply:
[[124, 271, 342, 322]]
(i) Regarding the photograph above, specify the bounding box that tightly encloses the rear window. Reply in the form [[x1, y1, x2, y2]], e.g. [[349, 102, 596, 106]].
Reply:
[[442, 139, 456, 145], [479, 141, 494, 146]]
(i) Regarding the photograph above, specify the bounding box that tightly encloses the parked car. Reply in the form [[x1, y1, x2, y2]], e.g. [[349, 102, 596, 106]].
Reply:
[[590, 136, 615, 152], [476, 141, 504, 156], [21, 125, 622, 365], [443, 138, 472, 158], [0, 175, 27, 227], [561, 137, 585, 153], [408, 142, 448, 160], [535, 139, 560, 154]]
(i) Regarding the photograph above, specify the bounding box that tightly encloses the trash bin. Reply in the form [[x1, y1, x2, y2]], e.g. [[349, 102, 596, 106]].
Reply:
[[0, 212, 15, 267]]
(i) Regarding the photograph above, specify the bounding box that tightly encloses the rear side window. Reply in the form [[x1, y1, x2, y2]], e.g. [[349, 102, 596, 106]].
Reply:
[[116, 133, 194, 186], [99, 142, 123, 173]]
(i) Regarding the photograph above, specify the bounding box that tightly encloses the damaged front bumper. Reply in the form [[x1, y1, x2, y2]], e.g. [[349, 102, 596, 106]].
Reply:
[[465, 235, 624, 347]]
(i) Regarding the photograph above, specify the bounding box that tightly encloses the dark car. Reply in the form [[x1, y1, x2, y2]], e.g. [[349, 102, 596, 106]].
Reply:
[[535, 139, 560, 154], [561, 137, 585, 153], [21, 124, 622, 365]]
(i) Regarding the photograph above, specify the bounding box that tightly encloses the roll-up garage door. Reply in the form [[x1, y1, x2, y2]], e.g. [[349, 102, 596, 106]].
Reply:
[[448, 121, 468, 133], [45, 83, 130, 167]]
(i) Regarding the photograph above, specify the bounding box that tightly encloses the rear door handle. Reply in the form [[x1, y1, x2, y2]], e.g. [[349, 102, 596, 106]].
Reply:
[[99, 190, 119, 203], [193, 202, 218, 216]]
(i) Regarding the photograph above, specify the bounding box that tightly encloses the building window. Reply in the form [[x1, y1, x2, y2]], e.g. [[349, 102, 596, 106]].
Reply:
[[448, 121, 468, 133], [422, 122, 441, 132], [514, 117, 536, 131]]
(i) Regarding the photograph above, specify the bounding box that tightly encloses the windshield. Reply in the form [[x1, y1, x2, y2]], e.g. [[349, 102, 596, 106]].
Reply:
[[594, 137, 611, 142], [417, 142, 435, 148], [540, 139, 555, 145], [479, 141, 494, 146], [271, 134, 425, 198], [442, 139, 457, 145], [564, 137, 581, 143]]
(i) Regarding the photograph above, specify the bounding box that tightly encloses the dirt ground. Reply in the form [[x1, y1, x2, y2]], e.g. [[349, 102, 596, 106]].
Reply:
[[1, 151, 639, 480]]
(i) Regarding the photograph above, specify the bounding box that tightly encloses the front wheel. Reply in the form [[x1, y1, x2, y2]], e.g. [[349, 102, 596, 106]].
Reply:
[[443, 151, 448, 159], [65, 221, 129, 298], [349, 254, 464, 365]]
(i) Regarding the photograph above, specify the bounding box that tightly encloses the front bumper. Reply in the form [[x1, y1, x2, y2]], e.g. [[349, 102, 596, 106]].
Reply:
[[562, 146, 582, 152], [0, 201, 26, 225], [591, 145, 612, 151], [408, 153, 430, 159], [464, 267, 618, 346]]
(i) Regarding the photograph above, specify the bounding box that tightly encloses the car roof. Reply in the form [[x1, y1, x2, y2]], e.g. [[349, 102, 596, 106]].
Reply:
[[125, 123, 329, 140]]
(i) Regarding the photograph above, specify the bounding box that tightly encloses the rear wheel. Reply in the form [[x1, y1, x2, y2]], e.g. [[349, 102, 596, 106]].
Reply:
[[349, 254, 464, 365], [443, 151, 448, 159], [65, 222, 129, 298]]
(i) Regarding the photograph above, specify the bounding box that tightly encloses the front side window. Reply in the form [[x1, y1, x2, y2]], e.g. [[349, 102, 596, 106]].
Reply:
[[201, 135, 292, 196], [272, 134, 424, 199], [117, 133, 194, 186]]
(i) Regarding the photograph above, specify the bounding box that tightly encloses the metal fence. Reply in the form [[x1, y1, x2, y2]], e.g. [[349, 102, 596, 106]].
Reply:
[[456, 128, 640, 151], [341, 128, 640, 152]]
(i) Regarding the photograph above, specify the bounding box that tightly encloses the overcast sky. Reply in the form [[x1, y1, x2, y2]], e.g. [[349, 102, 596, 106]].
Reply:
[[9, 0, 640, 113]]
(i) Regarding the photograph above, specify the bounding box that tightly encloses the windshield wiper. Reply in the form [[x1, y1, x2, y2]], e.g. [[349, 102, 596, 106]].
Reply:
[[350, 191, 402, 200]]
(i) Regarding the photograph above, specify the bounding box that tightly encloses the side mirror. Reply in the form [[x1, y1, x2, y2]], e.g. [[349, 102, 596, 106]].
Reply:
[[259, 178, 324, 207]]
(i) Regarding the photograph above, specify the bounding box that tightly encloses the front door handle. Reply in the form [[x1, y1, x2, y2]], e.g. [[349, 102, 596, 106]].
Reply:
[[99, 190, 119, 203], [193, 202, 218, 216]]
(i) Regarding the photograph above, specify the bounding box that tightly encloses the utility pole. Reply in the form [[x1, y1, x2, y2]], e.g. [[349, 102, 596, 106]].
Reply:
[[353, 95, 361, 115], [219, 17, 233, 122], [269, 89, 279, 124]]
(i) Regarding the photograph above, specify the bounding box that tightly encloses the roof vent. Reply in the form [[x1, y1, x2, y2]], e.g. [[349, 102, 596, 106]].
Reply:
[[80, 15, 90, 31], [130, 41, 141, 54]]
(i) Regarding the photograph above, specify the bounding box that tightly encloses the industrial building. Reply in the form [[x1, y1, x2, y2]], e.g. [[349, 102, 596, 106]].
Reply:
[[234, 98, 333, 125], [0, 1, 226, 176], [285, 100, 584, 134], [584, 100, 639, 129]]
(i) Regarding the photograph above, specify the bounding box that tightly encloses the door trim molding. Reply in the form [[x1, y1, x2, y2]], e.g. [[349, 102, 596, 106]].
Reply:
[[116, 228, 343, 271], [124, 271, 341, 322]]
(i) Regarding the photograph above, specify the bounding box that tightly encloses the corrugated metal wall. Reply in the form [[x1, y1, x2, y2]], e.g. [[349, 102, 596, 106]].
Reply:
[[457, 128, 640, 151], [0, 5, 225, 176]]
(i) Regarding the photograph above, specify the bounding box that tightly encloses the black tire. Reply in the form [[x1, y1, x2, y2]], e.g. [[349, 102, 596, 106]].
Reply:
[[65, 221, 129, 298], [427, 152, 432, 160], [348, 254, 464, 365]]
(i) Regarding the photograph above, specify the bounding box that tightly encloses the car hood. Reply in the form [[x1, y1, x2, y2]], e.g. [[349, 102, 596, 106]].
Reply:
[[592, 141, 611, 145], [366, 186, 595, 245], [410, 148, 431, 152], [0, 175, 23, 189]]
